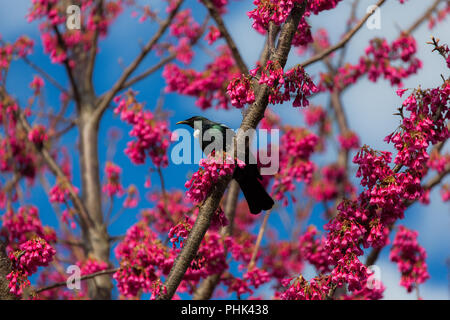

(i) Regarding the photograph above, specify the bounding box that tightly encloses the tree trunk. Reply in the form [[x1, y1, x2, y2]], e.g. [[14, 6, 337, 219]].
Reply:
[[0, 242, 18, 300], [79, 105, 112, 299]]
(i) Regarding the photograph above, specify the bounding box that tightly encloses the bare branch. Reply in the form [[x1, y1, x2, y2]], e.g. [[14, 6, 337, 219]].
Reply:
[[404, 0, 443, 35], [248, 209, 272, 270], [35, 268, 119, 294], [52, 25, 81, 105], [16, 110, 94, 229], [299, 0, 386, 69], [201, 0, 248, 74], [86, 0, 104, 87], [93, 0, 184, 122]]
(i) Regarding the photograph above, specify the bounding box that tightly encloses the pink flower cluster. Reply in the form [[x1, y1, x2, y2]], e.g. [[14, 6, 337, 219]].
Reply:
[[390, 226, 429, 293], [163, 46, 239, 109], [114, 90, 170, 167], [102, 162, 124, 197], [227, 75, 255, 108], [168, 216, 193, 249], [1, 206, 56, 249], [0, 36, 34, 82], [77, 258, 109, 276], [287, 77, 449, 298], [123, 185, 139, 208], [29, 75, 44, 94], [170, 9, 201, 40], [248, 0, 342, 35], [248, 0, 303, 33], [278, 275, 331, 300], [307, 164, 354, 202], [142, 191, 192, 234], [342, 275, 385, 300], [29, 0, 124, 65], [205, 26, 221, 45], [185, 152, 237, 203], [320, 35, 422, 91], [27, 124, 48, 145], [61, 208, 77, 230], [0, 108, 38, 179], [169, 9, 202, 64], [243, 268, 271, 289], [228, 61, 317, 109], [7, 237, 56, 296], [49, 179, 79, 203], [272, 128, 318, 205], [428, 149, 450, 173], [307, 0, 343, 15], [114, 223, 171, 297], [303, 105, 327, 126], [337, 131, 360, 151], [298, 226, 331, 273], [263, 61, 318, 107], [291, 17, 313, 48]]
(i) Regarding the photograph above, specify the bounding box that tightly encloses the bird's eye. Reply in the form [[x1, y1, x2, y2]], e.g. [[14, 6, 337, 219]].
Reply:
[[193, 129, 200, 138]]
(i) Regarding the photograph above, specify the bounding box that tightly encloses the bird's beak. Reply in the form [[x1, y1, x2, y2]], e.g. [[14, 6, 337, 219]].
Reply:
[[176, 120, 188, 125]]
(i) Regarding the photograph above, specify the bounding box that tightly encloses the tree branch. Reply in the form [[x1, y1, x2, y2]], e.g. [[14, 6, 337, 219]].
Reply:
[[93, 0, 184, 122], [248, 209, 272, 271], [35, 268, 119, 294], [16, 111, 94, 229], [52, 25, 81, 105], [0, 241, 18, 300], [201, 0, 248, 74], [299, 0, 386, 69], [404, 0, 443, 35], [192, 180, 240, 300]]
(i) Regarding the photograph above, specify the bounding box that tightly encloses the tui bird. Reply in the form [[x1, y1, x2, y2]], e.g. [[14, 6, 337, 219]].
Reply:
[[176, 116, 274, 214]]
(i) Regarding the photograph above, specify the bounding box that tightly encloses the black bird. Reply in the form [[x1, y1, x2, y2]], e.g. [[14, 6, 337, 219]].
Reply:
[[176, 116, 274, 214]]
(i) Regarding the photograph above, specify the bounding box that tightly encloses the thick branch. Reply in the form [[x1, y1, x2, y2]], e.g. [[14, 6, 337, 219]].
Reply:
[[0, 242, 18, 300], [192, 180, 240, 300]]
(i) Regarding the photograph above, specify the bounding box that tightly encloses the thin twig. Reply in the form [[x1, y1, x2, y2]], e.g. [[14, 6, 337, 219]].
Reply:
[[93, 0, 184, 122], [248, 209, 272, 270], [201, 0, 248, 74], [35, 268, 119, 294], [299, 0, 386, 69]]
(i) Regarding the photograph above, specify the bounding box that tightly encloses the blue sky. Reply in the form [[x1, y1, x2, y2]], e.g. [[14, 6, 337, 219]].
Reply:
[[0, 0, 449, 299]]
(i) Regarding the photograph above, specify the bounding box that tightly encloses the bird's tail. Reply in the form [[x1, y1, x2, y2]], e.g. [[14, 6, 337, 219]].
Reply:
[[233, 165, 274, 214]]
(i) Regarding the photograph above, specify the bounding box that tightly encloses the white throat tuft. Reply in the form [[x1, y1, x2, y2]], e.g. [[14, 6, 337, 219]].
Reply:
[[193, 129, 200, 139]]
